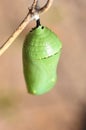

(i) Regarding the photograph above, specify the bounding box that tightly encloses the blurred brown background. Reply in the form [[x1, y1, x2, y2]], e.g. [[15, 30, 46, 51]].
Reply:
[[0, 0, 86, 130]]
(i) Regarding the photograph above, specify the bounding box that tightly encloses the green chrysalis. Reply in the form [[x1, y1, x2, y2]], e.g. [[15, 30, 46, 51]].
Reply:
[[23, 22, 62, 95]]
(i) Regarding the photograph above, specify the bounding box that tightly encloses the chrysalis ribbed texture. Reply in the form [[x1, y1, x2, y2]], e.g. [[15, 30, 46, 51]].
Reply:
[[23, 26, 62, 95]]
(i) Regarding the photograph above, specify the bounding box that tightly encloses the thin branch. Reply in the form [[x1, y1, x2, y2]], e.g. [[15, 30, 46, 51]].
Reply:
[[0, 13, 31, 56], [37, 0, 54, 14], [31, 0, 38, 10], [0, 0, 53, 56]]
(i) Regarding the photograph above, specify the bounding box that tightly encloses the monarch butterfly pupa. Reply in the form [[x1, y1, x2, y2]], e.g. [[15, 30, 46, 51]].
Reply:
[[23, 19, 62, 95]]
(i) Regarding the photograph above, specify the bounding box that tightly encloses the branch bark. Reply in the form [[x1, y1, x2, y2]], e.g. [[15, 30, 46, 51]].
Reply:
[[0, 0, 53, 56]]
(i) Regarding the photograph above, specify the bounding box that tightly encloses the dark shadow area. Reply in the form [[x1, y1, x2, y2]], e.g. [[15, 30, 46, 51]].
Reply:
[[80, 104, 86, 130]]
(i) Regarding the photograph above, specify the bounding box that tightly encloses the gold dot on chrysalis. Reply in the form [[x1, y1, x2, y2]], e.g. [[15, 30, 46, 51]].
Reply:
[[52, 78, 55, 82], [33, 90, 37, 94]]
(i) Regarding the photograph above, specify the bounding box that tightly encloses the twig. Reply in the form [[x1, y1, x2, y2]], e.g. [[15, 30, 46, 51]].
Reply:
[[37, 0, 54, 14], [0, 0, 53, 56], [0, 13, 31, 56]]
